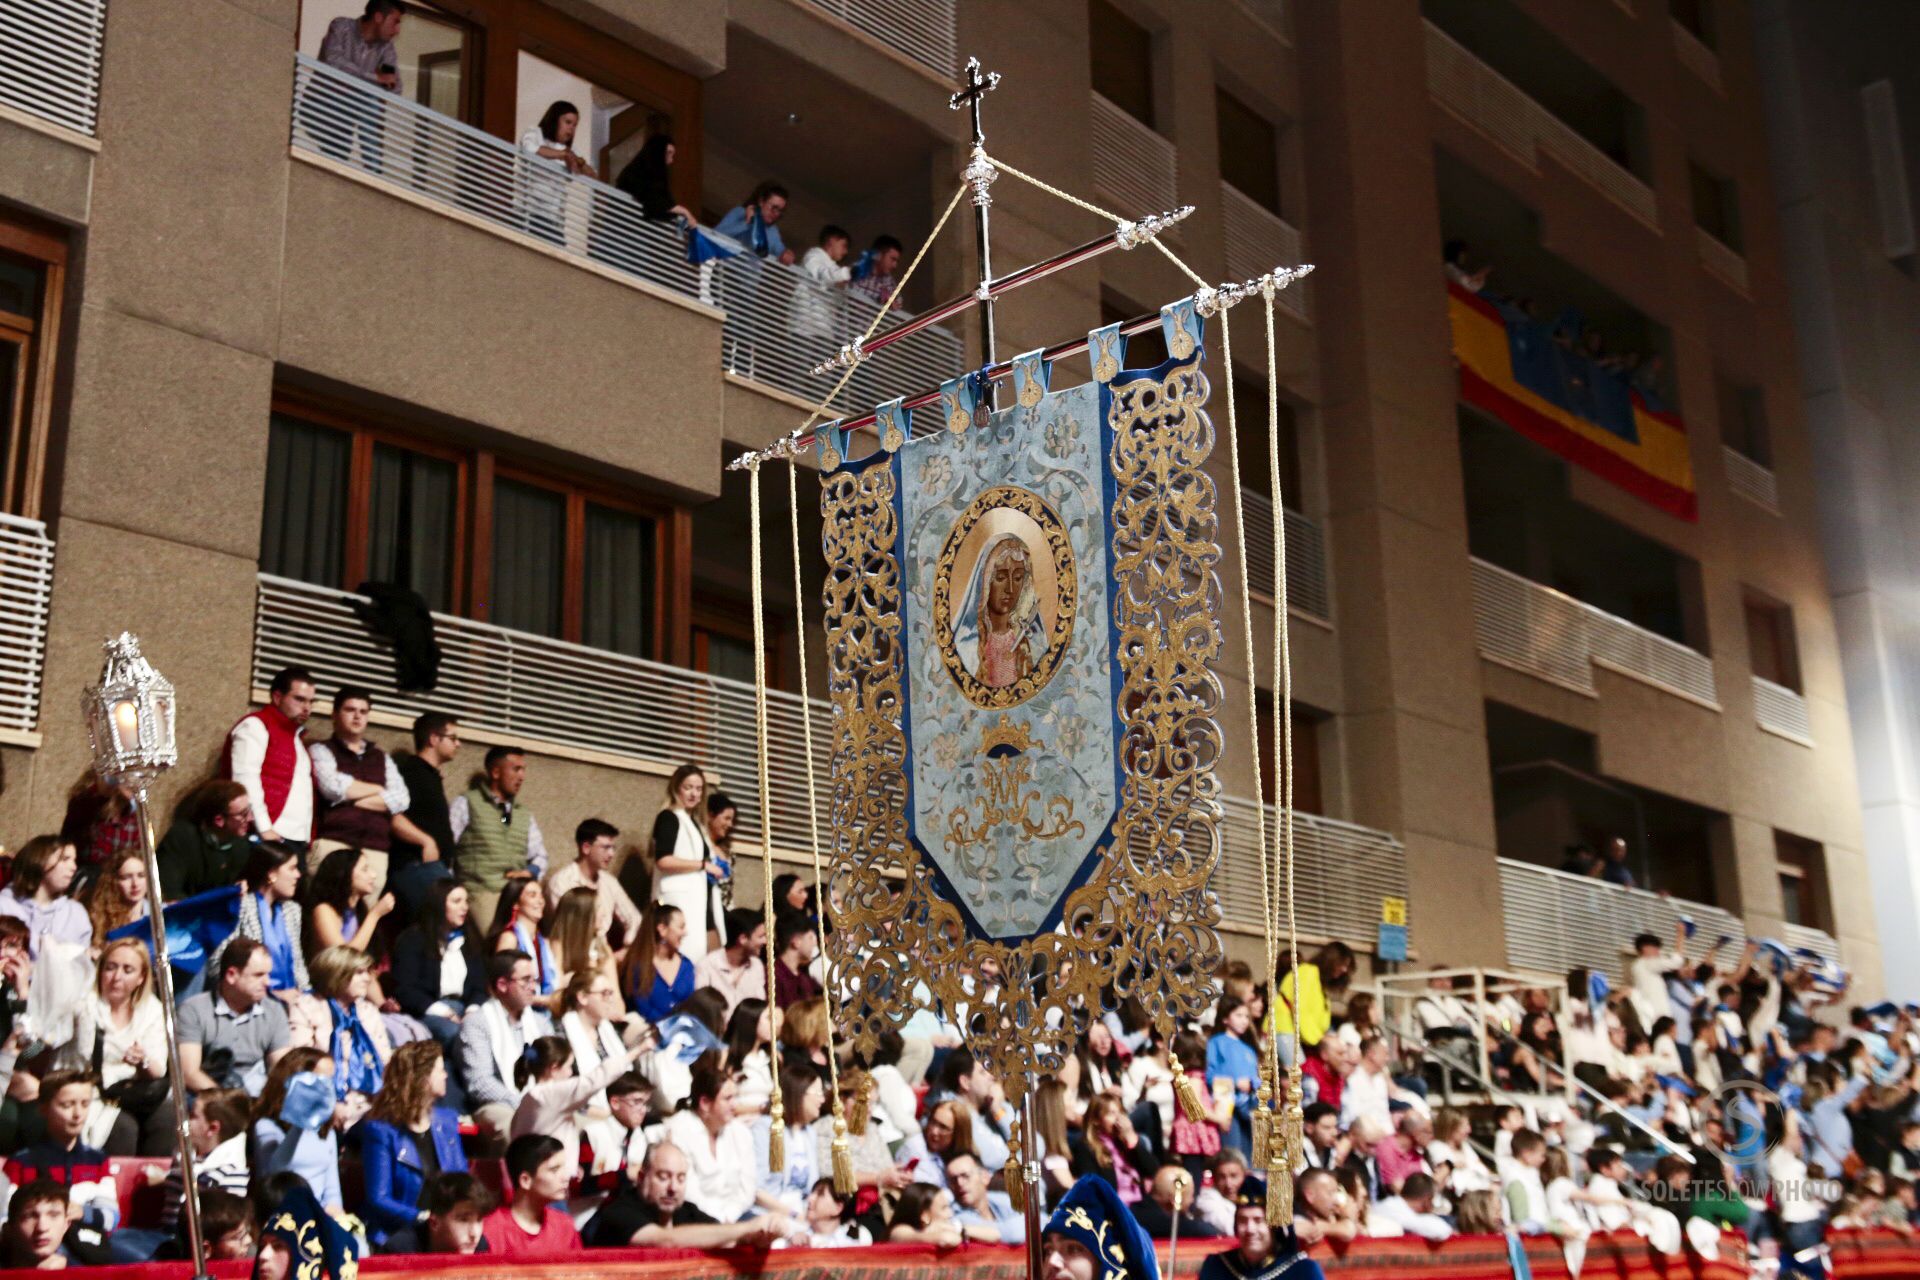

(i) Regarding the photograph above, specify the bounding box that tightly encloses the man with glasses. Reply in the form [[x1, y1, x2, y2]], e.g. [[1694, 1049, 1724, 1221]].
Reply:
[[391, 713, 461, 920], [456, 952, 547, 1150], [155, 780, 258, 900]]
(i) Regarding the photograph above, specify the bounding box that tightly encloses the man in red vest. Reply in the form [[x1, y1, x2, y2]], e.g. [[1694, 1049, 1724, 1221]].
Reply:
[[223, 666, 317, 852]]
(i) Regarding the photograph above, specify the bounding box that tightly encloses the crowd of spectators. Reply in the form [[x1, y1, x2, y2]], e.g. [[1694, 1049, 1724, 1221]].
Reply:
[[0, 662, 1904, 1279]]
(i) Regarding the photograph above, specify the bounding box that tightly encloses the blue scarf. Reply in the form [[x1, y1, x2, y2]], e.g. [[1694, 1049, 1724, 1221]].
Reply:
[[256, 893, 297, 990], [330, 999, 383, 1099]]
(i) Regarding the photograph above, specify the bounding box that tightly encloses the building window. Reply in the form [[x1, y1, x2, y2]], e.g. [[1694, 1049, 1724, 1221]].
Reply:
[[1216, 89, 1282, 214], [1689, 158, 1743, 253], [261, 398, 662, 656], [0, 215, 67, 520], [1774, 831, 1828, 931], [1670, 0, 1716, 48], [1089, 0, 1155, 127], [1255, 696, 1324, 815], [1232, 373, 1303, 504], [1744, 591, 1800, 691], [1717, 376, 1770, 466]]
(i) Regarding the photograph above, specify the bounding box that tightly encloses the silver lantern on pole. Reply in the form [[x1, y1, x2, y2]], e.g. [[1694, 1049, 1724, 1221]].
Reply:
[[82, 634, 210, 1280]]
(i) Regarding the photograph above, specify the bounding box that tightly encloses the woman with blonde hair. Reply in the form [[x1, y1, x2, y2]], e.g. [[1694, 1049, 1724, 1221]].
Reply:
[[359, 1041, 466, 1248], [893, 1097, 979, 1190], [308, 945, 394, 1118], [1030, 1077, 1076, 1199], [779, 996, 831, 1075], [548, 885, 614, 987], [64, 936, 170, 1154], [82, 850, 150, 943], [648, 763, 720, 959], [558, 967, 651, 1175]]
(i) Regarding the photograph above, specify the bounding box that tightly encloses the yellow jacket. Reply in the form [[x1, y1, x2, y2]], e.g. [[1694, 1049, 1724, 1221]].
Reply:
[[1266, 962, 1331, 1046]]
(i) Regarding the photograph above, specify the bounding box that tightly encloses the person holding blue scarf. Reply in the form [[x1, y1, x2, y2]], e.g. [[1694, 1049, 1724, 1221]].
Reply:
[[224, 844, 309, 1000], [310, 947, 389, 1105], [1041, 1174, 1159, 1280], [713, 181, 795, 264], [487, 879, 559, 1010], [252, 1050, 344, 1218]]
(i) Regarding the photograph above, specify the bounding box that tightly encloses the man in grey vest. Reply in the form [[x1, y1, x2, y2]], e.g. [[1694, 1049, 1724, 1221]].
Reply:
[[449, 745, 546, 930]]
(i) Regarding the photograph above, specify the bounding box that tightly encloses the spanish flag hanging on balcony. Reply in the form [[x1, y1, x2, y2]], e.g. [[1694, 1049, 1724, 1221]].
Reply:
[[1448, 281, 1697, 521]]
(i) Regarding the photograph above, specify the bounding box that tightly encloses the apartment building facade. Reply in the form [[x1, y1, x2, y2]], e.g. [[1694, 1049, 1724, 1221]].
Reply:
[[0, 0, 1880, 992]]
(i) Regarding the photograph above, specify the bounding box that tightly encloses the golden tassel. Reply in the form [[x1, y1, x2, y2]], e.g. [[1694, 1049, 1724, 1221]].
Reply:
[[768, 1090, 786, 1174], [1251, 1080, 1273, 1166], [1005, 1113, 1027, 1215], [1267, 1067, 1303, 1223], [830, 1112, 856, 1196], [1174, 1071, 1206, 1122]]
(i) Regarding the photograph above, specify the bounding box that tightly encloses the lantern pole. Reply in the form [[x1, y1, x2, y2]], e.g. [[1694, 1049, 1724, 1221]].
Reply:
[[84, 635, 211, 1280]]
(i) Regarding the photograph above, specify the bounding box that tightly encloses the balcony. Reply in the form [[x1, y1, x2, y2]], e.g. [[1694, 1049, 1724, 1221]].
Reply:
[[1696, 227, 1749, 293], [1423, 20, 1657, 228], [1091, 93, 1178, 221], [254, 573, 1407, 939], [1783, 920, 1840, 965], [1242, 491, 1331, 623], [1221, 183, 1310, 324], [1498, 857, 1745, 982], [801, 0, 956, 80], [1722, 445, 1778, 514], [1753, 675, 1813, 745], [288, 54, 961, 417], [0, 0, 106, 138], [1672, 21, 1722, 91], [1470, 557, 1718, 707], [0, 514, 55, 745]]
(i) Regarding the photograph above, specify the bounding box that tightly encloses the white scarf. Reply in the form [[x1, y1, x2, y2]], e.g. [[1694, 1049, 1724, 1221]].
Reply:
[[562, 1010, 626, 1110], [480, 999, 539, 1102]]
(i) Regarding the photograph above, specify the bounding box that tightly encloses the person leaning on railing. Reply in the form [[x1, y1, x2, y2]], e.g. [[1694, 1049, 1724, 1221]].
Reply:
[[613, 129, 694, 226]]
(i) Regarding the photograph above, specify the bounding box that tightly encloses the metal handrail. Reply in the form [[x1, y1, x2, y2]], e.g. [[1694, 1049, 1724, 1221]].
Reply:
[[287, 53, 963, 415]]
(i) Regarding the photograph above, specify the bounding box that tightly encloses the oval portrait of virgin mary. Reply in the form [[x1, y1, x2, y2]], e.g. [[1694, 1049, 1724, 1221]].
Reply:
[[934, 486, 1076, 708]]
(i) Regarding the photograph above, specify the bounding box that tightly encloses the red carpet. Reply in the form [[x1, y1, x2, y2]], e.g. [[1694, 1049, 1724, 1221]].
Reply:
[[9, 1229, 1910, 1277]]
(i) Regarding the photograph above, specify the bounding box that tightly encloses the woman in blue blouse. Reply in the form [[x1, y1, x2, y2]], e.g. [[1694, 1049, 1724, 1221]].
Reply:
[[352, 1041, 466, 1247], [1205, 996, 1261, 1159], [625, 902, 693, 1022], [251, 1047, 344, 1216], [486, 878, 558, 1011]]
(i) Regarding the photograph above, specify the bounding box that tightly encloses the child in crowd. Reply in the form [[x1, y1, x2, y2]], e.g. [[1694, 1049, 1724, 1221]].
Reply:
[[380, 1172, 496, 1256], [483, 1134, 581, 1258], [508, 1033, 643, 1200], [2, 1072, 117, 1231], [162, 1088, 252, 1231], [0, 1179, 110, 1268]]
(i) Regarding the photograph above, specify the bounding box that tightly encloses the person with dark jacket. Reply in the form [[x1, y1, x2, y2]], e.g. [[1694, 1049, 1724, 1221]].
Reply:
[[389, 713, 460, 922], [614, 129, 692, 223], [389, 880, 487, 1046], [1068, 1095, 1160, 1204], [155, 780, 256, 901]]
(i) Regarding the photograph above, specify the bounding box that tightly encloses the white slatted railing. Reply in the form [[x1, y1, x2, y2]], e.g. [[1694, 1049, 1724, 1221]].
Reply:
[[1218, 798, 1407, 944], [802, 0, 956, 78], [1242, 492, 1331, 622], [289, 54, 960, 417], [1222, 183, 1310, 323], [1423, 21, 1658, 228], [0, 514, 55, 737], [254, 573, 1407, 939], [0, 0, 107, 136], [1499, 858, 1743, 984], [1091, 93, 1178, 222], [1783, 921, 1840, 965], [1672, 22, 1722, 91], [1697, 227, 1749, 292], [1722, 446, 1778, 513], [1471, 557, 1718, 706], [1753, 675, 1813, 744]]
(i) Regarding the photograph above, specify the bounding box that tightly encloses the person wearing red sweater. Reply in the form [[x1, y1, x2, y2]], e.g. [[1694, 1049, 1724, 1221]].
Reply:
[[482, 1134, 580, 1259], [223, 666, 317, 849]]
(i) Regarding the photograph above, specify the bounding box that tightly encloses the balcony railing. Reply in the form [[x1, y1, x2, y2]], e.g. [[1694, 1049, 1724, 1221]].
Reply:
[[1423, 20, 1658, 228], [1091, 93, 1178, 222], [802, 0, 956, 79], [1242, 491, 1331, 622], [1722, 445, 1778, 513], [0, 0, 107, 136], [1697, 227, 1749, 292], [1783, 921, 1841, 965], [0, 514, 55, 740], [1753, 675, 1813, 744], [1221, 183, 1310, 323], [289, 54, 961, 416], [1470, 557, 1718, 706], [1499, 858, 1744, 984], [254, 573, 1407, 937], [1672, 22, 1722, 91]]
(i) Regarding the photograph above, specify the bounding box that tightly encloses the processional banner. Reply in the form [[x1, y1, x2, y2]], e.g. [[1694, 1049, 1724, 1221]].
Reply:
[[819, 302, 1226, 1083]]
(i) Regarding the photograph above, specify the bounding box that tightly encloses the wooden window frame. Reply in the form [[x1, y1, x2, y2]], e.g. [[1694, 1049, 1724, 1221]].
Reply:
[[0, 215, 68, 521], [269, 388, 676, 659]]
